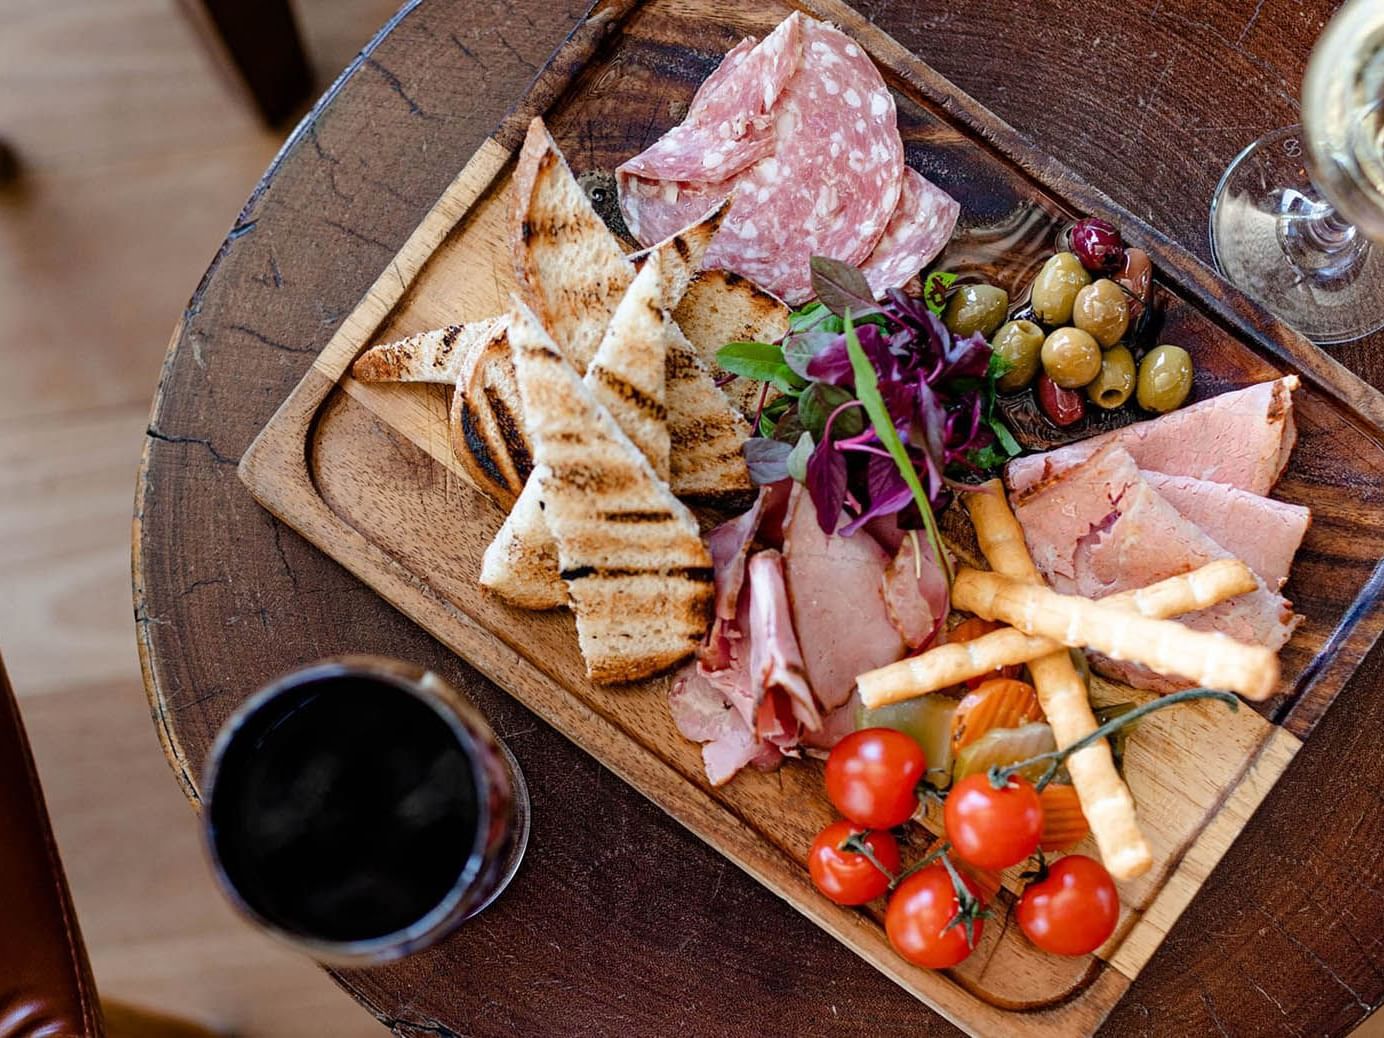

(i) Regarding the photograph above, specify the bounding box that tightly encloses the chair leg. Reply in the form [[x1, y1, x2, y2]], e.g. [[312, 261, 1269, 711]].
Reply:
[[177, 0, 312, 126], [103, 1000, 231, 1038]]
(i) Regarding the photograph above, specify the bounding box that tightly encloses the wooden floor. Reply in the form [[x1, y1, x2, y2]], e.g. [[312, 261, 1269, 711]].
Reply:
[[0, 1, 400, 1033]]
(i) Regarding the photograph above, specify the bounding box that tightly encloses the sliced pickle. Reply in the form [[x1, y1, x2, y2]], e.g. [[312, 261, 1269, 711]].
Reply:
[[951, 722, 1056, 784], [857, 695, 960, 789]]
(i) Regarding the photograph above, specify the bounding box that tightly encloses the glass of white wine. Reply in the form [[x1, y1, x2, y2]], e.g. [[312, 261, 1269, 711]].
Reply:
[[1209, 0, 1384, 345]]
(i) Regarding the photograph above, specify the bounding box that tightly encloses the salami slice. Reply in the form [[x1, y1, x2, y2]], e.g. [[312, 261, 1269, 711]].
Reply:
[[617, 16, 909, 304], [617, 17, 803, 185], [860, 167, 960, 297]]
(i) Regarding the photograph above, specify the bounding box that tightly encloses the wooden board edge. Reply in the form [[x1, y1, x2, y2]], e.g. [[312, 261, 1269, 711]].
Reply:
[[1105, 725, 1302, 978], [794, 0, 1384, 444]]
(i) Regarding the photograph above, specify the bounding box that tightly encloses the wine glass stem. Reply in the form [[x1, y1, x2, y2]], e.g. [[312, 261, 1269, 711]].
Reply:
[[1300, 205, 1359, 255]]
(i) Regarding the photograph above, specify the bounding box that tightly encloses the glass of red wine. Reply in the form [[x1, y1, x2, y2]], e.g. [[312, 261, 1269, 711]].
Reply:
[[202, 656, 529, 964]]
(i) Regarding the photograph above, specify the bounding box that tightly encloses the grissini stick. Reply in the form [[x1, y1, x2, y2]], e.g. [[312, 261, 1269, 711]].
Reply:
[[858, 559, 1257, 707], [962, 482, 1152, 882], [951, 567, 1279, 702]]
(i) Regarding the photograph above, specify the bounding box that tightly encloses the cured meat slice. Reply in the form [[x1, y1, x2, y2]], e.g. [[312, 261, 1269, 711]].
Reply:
[[618, 19, 802, 185], [1005, 377, 1299, 496], [1012, 443, 1299, 693], [861, 167, 961, 297], [618, 17, 909, 304]]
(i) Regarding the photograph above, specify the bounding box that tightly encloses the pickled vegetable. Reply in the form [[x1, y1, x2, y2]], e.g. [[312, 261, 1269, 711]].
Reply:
[[992, 319, 1045, 392], [952, 723, 1057, 783], [1041, 327, 1102, 389], [1036, 373, 1086, 426], [1031, 252, 1091, 325], [1038, 784, 1091, 851], [1137, 344, 1193, 412], [942, 284, 1009, 338], [1072, 279, 1130, 348], [857, 694, 960, 789], [951, 678, 1044, 752], [1086, 344, 1136, 409], [1070, 217, 1125, 273]]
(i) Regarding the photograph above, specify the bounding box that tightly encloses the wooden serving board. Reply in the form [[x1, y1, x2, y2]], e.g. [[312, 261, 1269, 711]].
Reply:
[[238, 0, 1384, 1032]]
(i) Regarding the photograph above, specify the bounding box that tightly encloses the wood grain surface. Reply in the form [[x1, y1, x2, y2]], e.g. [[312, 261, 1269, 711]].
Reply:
[[135, 0, 1384, 1034]]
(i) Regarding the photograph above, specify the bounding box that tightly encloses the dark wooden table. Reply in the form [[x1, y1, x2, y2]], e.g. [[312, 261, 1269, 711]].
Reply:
[[133, 1, 1384, 1034]]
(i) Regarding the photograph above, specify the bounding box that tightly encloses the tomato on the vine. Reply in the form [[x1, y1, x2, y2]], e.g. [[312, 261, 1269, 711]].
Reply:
[[944, 772, 1043, 871], [1017, 854, 1119, 956], [885, 863, 985, 968], [824, 728, 925, 829], [808, 821, 900, 905]]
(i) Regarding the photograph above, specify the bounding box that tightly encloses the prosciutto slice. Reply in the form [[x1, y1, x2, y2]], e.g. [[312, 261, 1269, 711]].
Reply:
[[1005, 377, 1299, 496], [748, 550, 821, 731], [881, 534, 950, 649]]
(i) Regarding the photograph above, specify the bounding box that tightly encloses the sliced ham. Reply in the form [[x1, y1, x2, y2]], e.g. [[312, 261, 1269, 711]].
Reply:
[[860, 167, 960, 298], [1012, 443, 1299, 692], [782, 485, 906, 708], [1143, 472, 1311, 590], [881, 534, 949, 648], [701, 480, 791, 669], [748, 550, 821, 731], [1005, 377, 1299, 497], [669, 661, 761, 786]]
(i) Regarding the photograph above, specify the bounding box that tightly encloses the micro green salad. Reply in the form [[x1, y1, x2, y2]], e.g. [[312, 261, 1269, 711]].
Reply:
[[720, 257, 1021, 579]]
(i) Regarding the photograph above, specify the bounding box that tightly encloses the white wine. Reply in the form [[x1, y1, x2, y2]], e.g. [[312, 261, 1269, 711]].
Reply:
[[1303, 0, 1384, 240]]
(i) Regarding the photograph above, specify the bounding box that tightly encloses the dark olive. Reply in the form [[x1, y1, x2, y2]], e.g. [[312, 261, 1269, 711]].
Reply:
[[1037, 373, 1086, 426], [1070, 217, 1124, 273], [1072, 280, 1131, 348], [992, 320, 1045, 392], [1031, 252, 1091, 325], [942, 284, 1009, 338], [1086, 345, 1136, 409], [1137, 345, 1193, 413], [1115, 248, 1153, 325], [1041, 327, 1102, 389]]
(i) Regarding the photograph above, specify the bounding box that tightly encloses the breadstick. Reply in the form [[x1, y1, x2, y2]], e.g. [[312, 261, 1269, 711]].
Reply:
[[952, 567, 1279, 701], [858, 559, 1257, 707], [964, 482, 1152, 882]]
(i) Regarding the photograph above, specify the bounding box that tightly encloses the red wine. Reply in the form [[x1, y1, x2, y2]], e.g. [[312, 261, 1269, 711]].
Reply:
[[208, 674, 479, 943]]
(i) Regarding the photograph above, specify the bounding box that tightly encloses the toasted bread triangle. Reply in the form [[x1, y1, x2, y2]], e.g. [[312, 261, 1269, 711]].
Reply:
[[506, 299, 711, 683], [352, 316, 505, 384], [510, 117, 634, 372], [666, 324, 754, 504]]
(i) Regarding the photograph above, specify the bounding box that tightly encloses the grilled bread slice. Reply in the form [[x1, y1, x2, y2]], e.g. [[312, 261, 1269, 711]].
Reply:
[[481, 253, 674, 609], [351, 316, 506, 384], [673, 269, 790, 416], [666, 325, 754, 505], [507, 299, 712, 683], [448, 317, 531, 509], [630, 196, 731, 309], [511, 117, 635, 372]]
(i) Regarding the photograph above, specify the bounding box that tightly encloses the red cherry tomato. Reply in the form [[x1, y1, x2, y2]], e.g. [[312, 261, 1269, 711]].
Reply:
[[808, 821, 900, 905], [944, 773, 1044, 871], [824, 728, 925, 828], [1017, 854, 1120, 956], [885, 864, 985, 968]]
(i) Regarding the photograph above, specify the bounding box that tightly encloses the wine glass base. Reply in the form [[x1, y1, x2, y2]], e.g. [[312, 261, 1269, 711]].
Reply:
[[1209, 125, 1384, 346], [461, 734, 531, 921]]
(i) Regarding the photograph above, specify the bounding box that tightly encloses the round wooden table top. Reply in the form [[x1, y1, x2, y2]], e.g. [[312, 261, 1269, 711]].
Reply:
[[134, 1, 1384, 1034]]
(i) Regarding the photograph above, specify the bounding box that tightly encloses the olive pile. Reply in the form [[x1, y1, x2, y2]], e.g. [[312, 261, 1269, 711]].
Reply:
[[942, 218, 1195, 428]]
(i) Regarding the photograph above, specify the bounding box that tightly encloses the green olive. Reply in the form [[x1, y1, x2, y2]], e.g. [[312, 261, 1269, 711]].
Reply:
[[1137, 345, 1194, 412], [992, 320, 1044, 392], [1031, 252, 1091, 325], [942, 284, 1010, 338], [1086, 344, 1136, 409], [1041, 327, 1102, 389], [1072, 279, 1131, 348]]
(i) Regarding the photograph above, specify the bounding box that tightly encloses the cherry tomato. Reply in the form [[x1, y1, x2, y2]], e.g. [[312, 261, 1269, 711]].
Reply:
[[944, 773, 1043, 871], [885, 864, 985, 968], [825, 728, 925, 828], [1017, 854, 1120, 956], [946, 618, 1022, 689], [808, 821, 900, 905]]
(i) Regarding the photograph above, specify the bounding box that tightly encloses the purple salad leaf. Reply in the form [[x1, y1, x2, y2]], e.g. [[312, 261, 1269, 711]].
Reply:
[[933, 330, 992, 384], [810, 257, 884, 320], [783, 329, 841, 380], [743, 437, 793, 485], [806, 434, 848, 535], [839, 454, 915, 536]]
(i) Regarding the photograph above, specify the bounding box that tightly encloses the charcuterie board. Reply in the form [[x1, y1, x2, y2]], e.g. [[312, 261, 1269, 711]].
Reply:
[[237, 0, 1384, 1032]]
